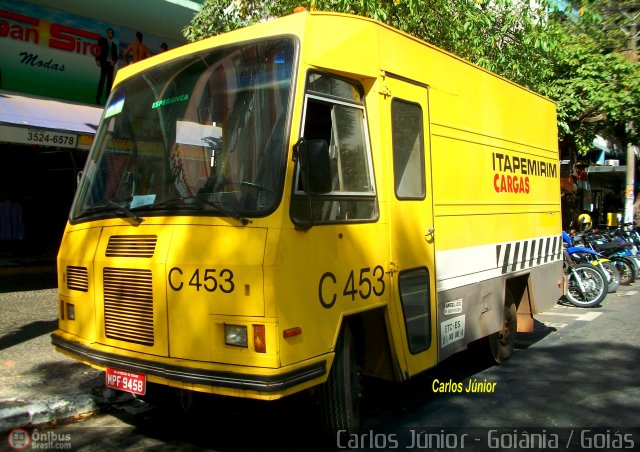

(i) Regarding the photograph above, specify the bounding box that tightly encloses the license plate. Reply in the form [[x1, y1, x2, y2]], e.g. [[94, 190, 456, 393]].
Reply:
[[105, 367, 146, 395]]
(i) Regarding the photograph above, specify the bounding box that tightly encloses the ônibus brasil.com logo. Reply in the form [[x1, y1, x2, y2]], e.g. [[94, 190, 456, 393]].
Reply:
[[7, 428, 72, 450]]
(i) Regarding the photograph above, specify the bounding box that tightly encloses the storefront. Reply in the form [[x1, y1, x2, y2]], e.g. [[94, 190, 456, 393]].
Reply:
[[0, 92, 101, 266], [586, 164, 628, 227], [0, 0, 191, 271], [560, 132, 635, 230]]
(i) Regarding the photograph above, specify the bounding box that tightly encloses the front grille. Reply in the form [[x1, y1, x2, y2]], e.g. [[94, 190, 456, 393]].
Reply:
[[103, 267, 154, 346], [106, 235, 157, 258], [66, 266, 88, 292]]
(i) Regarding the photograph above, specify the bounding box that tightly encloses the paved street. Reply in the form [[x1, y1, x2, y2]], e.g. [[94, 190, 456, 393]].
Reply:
[[0, 280, 104, 434], [1, 281, 639, 451]]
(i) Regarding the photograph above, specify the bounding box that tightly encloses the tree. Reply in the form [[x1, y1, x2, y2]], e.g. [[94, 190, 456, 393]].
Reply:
[[540, 32, 640, 154], [183, 0, 640, 154], [184, 1, 561, 86], [542, 1, 640, 154]]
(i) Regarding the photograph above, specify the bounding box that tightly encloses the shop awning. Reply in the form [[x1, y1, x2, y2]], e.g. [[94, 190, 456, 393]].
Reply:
[[587, 164, 627, 188], [0, 92, 103, 149]]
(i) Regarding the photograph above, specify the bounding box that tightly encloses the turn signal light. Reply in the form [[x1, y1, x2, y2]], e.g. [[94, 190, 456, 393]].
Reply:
[[293, 6, 306, 13], [283, 327, 302, 338], [253, 324, 266, 353]]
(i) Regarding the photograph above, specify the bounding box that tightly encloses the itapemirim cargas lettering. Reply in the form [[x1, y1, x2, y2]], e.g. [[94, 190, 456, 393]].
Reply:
[[492, 151, 557, 194]]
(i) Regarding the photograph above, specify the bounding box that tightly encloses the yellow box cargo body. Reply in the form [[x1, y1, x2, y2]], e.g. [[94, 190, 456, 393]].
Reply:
[[53, 11, 562, 433]]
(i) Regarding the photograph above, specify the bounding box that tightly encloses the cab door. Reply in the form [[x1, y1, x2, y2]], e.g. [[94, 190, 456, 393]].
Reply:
[[384, 75, 438, 377]]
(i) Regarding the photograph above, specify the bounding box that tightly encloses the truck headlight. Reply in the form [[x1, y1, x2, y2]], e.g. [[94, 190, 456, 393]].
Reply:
[[224, 325, 248, 347], [66, 303, 75, 320]]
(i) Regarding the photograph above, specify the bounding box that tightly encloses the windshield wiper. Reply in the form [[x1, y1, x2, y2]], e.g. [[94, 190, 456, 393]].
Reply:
[[104, 199, 144, 224], [75, 199, 144, 225], [133, 196, 251, 226]]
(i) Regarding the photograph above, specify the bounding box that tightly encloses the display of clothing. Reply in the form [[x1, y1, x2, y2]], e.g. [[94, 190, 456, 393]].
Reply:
[[0, 200, 25, 241]]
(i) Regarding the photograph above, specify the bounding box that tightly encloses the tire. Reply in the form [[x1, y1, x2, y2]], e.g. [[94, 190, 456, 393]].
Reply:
[[489, 288, 517, 364], [624, 256, 640, 280], [598, 261, 620, 293], [632, 256, 640, 279], [319, 325, 361, 438], [589, 260, 612, 292], [566, 263, 607, 307], [613, 258, 634, 286]]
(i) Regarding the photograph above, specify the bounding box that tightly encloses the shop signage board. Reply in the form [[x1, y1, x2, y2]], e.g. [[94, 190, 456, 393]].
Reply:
[[0, 125, 78, 149], [0, 0, 114, 104], [0, 0, 180, 105]]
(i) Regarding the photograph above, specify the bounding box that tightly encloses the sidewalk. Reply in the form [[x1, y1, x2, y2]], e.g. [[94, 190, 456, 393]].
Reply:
[[0, 285, 106, 434]]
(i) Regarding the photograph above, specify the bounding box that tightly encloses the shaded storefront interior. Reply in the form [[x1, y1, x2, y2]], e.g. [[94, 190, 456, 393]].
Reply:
[[0, 93, 101, 267], [0, 0, 199, 273], [561, 136, 636, 230]]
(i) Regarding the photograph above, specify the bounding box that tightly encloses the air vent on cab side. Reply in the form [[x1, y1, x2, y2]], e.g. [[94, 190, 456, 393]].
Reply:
[[106, 235, 157, 258], [66, 266, 88, 292]]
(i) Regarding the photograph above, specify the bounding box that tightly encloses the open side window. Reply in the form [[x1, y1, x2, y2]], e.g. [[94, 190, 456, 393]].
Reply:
[[291, 72, 377, 226]]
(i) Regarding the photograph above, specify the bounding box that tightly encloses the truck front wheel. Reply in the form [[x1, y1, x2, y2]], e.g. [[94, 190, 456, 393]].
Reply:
[[319, 324, 361, 438]]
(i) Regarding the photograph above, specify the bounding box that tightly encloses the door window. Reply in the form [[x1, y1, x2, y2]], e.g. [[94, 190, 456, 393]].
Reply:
[[399, 267, 431, 354], [391, 99, 425, 200]]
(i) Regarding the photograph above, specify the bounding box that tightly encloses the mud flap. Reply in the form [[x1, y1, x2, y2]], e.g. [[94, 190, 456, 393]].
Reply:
[[516, 284, 534, 333]]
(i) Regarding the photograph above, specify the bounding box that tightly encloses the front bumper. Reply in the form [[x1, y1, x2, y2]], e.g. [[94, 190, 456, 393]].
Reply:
[[51, 331, 327, 399]]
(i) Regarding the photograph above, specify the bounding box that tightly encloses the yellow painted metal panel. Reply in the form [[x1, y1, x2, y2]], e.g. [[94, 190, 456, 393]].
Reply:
[[383, 78, 438, 377], [430, 126, 560, 251], [273, 224, 390, 367], [305, 14, 379, 78], [165, 225, 267, 361], [57, 227, 102, 340]]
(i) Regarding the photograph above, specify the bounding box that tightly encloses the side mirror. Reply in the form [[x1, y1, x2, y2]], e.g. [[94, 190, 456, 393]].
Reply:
[[296, 138, 332, 194]]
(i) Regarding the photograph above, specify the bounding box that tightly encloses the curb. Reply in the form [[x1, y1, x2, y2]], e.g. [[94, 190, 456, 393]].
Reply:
[[0, 394, 98, 434], [0, 265, 56, 276]]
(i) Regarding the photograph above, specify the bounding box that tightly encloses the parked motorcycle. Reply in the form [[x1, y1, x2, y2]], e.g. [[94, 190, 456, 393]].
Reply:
[[562, 247, 608, 308], [605, 223, 640, 274], [563, 231, 620, 293], [571, 230, 636, 286]]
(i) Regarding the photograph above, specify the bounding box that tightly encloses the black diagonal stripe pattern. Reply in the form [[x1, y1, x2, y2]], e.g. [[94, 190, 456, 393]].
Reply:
[[496, 236, 562, 275]]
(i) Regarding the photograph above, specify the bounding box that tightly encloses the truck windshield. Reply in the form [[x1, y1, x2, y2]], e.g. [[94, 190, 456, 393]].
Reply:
[[71, 38, 296, 222]]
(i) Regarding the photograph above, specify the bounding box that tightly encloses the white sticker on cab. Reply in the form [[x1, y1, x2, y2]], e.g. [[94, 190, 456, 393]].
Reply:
[[441, 314, 465, 348], [444, 298, 463, 315]]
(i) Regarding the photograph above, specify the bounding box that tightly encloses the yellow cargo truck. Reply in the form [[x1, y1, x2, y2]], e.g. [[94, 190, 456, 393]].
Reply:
[[52, 10, 562, 436]]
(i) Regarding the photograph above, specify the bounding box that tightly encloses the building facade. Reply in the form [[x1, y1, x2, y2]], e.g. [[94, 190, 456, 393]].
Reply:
[[0, 0, 200, 267]]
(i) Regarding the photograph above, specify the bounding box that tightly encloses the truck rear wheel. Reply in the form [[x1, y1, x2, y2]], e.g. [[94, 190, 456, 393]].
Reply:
[[319, 324, 361, 438], [489, 289, 517, 364]]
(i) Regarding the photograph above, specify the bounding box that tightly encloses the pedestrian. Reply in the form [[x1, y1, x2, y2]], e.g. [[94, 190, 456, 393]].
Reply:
[[122, 31, 151, 65], [95, 28, 118, 105]]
